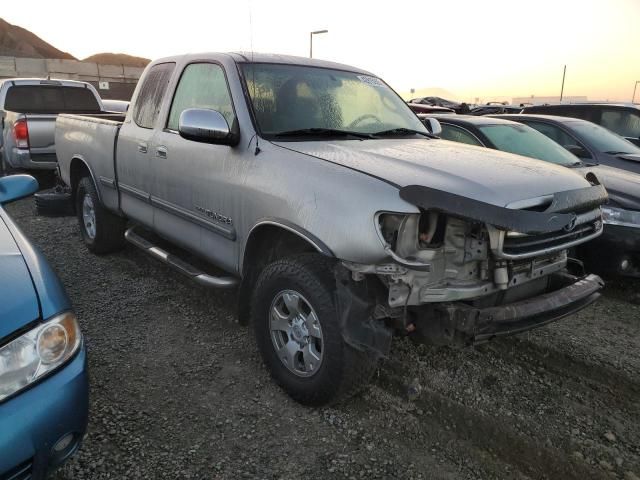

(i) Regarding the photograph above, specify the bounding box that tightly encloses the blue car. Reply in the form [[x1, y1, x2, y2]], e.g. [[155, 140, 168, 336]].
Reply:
[[0, 175, 88, 479]]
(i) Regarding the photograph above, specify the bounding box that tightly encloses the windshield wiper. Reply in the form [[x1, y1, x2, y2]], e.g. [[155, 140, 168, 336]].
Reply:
[[273, 128, 374, 139], [605, 150, 630, 155], [372, 128, 437, 139]]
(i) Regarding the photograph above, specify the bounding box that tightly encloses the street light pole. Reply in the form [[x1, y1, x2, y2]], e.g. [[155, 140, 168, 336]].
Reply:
[[560, 65, 566, 102], [309, 29, 328, 58], [633, 81, 640, 104]]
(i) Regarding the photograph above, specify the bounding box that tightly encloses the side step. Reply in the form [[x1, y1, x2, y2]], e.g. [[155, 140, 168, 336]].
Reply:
[[124, 227, 239, 289]]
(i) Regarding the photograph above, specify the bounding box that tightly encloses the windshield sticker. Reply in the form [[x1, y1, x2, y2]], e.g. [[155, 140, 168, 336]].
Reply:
[[357, 75, 385, 87]]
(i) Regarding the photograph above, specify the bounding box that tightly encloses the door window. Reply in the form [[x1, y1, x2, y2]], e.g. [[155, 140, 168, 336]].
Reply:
[[523, 120, 592, 158], [167, 63, 236, 131], [133, 62, 176, 129], [601, 109, 640, 139], [439, 124, 483, 146]]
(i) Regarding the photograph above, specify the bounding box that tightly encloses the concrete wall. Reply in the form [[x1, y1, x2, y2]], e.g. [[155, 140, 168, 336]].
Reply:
[[0, 56, 144, 100], [512, 95, 589, 106]]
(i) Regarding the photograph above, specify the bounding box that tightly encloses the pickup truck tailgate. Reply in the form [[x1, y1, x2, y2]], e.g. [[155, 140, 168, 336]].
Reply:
[[25, 114, 57, 161]]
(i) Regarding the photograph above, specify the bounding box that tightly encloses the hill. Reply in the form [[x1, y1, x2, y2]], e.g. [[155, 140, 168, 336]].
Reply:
[[83, 53, 150, 67], [0, 17, 76, 59]]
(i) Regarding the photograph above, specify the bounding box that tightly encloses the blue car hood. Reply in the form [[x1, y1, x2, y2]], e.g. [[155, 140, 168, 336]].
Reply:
[[0, 215, 39, 339]]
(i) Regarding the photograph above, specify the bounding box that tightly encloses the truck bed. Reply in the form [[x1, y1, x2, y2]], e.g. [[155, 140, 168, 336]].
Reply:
[[55, 113, 126, 212]]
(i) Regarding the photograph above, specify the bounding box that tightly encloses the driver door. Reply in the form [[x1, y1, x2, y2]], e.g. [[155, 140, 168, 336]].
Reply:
[[151, 62, 240, 272]]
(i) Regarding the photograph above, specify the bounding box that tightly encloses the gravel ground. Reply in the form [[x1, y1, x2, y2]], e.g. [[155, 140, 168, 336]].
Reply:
[[6, 198, 640, 480]]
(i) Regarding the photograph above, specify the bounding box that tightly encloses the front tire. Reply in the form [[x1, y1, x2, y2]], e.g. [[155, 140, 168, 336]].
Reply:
[[251, 253, 378, 405], [76, 176, 126, 254]]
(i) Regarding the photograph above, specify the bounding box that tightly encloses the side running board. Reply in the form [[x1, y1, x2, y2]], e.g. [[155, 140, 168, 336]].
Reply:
[[124, 227, 238, 289]]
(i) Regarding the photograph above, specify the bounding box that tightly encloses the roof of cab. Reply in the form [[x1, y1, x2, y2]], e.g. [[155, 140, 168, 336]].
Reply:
[[0, 78, 93, 88], [492, 113, 594, 124], [149, 52, 374, 76]]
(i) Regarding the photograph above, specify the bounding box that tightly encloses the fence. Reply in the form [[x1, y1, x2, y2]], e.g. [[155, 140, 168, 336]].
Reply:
[[0, 56, 144, 100]]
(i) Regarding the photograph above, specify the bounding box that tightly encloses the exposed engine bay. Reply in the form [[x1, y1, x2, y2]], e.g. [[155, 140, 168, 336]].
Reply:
[[337, 183, 607, 348]]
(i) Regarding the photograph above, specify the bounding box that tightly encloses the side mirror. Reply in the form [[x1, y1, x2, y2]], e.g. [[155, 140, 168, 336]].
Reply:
[[423, 117, 442, 136], [178, 108, 237, 146], [0, 174, 38, 205], [564, 144, 590, 158]]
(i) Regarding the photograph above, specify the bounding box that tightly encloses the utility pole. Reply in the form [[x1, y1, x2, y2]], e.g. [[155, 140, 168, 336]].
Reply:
[[309, 30, 328, 58], [560, 65, 566, 102], [633, 81, 640, 103]]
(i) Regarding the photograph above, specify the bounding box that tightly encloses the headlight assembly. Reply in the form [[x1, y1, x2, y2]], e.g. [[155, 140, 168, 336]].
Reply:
[[0, 312, 81, 402], [376, 212, 447, 269], [602, 206, 640, 228]]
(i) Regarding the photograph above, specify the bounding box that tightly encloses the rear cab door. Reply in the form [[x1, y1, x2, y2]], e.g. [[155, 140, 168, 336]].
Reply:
[[116, 62, 176, 226]]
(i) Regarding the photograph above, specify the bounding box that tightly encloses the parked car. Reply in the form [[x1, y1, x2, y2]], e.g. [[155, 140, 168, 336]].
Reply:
[[0, 174, 88, 479], [493, 114, 640, 174], [55, 53, 605, 405], [521, 103, 640, 147], [470, 103, 522, 116], [407, 102, 455, 114], [0, 79, 104, 176], [492, 113, 640, 276], [101, 99, 130, 113], [408, 96, 463, 112]]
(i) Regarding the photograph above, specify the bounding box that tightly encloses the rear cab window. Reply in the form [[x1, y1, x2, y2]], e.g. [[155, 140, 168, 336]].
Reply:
[[133, 62, 176, 129], [4, 85, 101, 114]]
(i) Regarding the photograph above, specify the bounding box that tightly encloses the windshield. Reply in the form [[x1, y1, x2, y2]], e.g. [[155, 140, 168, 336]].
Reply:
[[569, 121, 640, 154], [478, 123, 581, 166], [241, 63, 426, 137]]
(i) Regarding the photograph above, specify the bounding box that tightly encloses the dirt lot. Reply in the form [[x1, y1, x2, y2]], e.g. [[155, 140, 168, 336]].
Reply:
[[6, 198, 640, 480]]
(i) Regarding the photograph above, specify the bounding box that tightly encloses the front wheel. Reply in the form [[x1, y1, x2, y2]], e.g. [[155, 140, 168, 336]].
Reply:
[[76, 176, 126, 254], [251, 253, 378, 405]]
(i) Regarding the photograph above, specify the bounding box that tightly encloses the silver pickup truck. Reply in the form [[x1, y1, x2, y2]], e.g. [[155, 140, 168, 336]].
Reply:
[[0, 78, 104, 175], [55, 53, 607, 405]]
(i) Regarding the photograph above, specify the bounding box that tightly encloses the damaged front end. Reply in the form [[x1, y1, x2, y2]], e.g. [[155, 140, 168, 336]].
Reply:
[[340, 183, 608, 350]]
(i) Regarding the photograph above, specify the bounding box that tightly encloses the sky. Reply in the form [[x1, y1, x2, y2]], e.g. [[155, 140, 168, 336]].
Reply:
[[3, 0, 639, 103]]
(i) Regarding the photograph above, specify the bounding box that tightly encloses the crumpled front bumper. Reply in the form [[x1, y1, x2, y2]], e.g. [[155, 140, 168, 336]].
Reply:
[[414, 273, 604, 344]]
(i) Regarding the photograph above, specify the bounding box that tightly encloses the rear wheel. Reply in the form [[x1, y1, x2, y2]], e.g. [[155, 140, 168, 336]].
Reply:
[[251, 253, 378, 405], [75, 176, 126, 253]]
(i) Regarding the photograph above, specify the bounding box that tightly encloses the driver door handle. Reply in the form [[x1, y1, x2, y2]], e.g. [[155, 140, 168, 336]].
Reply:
[[156, 146, 168, 159]]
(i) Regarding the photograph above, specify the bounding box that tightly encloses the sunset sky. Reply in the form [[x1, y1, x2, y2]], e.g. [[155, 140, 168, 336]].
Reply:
[[3, 0, 639, 103]]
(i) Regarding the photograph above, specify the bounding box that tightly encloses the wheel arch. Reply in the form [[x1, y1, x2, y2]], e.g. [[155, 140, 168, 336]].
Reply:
[[69, 156, 102, 203], [237, 219, 335, 325]]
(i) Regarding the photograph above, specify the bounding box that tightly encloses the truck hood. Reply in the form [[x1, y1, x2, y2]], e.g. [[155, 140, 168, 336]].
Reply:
[[274, 138, 591, 207], [0, 215, 39, 340]]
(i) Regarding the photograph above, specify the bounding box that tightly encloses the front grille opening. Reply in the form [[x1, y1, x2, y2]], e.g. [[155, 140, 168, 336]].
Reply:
[[1, 459, 32, 480], [504, 221, 598, 256]]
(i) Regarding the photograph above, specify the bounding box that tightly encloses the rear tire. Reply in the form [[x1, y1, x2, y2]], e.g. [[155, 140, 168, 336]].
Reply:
[[76, 176, 126, 254], [251, 253, 378, 406]]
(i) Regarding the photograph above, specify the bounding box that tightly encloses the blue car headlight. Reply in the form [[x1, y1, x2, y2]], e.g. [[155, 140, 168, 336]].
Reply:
[[0, 312, 81, 402], [601, 206, 640, 228]]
